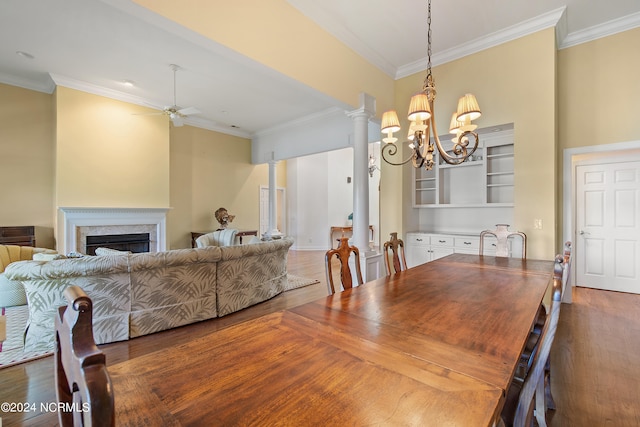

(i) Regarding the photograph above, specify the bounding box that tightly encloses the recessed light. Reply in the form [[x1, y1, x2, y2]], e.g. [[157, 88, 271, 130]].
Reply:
[[122, 80, 135, 87], [16, 51, 35, 60]]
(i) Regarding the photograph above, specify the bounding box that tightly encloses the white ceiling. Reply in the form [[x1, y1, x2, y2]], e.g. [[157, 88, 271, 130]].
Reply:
[[1, 0, 639, 138]]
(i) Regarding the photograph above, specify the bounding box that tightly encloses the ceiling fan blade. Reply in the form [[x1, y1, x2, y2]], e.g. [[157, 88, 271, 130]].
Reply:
[[177, 107, 200, 116]]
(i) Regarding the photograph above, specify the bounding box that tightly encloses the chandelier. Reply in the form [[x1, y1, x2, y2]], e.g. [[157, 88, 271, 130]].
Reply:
[[381, 0, 482, 171]]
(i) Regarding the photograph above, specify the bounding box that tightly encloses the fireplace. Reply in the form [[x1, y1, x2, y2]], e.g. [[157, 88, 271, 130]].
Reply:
[[57, 208, 169, 255], [85, 233, 150, 255]]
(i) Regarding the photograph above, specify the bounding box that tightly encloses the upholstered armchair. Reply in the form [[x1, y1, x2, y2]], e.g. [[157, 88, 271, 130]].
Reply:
[[195, 229, 238, 248], [0, 244, 58, 307]]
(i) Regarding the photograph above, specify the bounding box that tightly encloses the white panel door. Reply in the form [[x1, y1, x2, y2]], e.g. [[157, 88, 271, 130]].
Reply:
[[576, 161, 640, 293]]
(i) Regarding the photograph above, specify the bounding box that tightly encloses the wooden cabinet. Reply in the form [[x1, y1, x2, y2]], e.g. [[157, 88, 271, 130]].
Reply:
[[413, 127, 514, 208], [0, 226, 35, 247]]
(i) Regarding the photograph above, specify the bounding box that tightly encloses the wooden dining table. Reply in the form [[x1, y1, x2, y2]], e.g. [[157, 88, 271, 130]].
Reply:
[[108, 253, 554, 426]]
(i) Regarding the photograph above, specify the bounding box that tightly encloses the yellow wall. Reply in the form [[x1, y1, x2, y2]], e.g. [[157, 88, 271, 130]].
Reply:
[[388, 29, 558, 259], [556, 27, 640, 248], [55, 87, 170, 208], [558, 27, 640, 150], [0, 83, 55, 248], [132, 0, 395, 115], [169, 125, 286, 248]]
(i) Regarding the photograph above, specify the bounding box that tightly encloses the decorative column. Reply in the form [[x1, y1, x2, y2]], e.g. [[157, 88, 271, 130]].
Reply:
[[347, 99, 373, 252], [347, 93, 383, 280], [264, 159, 282, 239]]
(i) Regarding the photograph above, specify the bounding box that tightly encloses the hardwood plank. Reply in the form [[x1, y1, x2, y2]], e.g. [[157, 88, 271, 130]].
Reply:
[[549, 287, 640, 426], [108, 311, 502, 426]]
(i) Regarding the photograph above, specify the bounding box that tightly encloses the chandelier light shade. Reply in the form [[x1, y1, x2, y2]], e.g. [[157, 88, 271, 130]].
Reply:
[[456, 93, 482, 122], [407, 93, 431, 122], [381, 0, 482, 170], [381, 110, 401, 143]]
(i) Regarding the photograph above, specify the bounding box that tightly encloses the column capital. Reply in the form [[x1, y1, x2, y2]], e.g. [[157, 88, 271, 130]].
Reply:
[[346, 93, 376, 120]]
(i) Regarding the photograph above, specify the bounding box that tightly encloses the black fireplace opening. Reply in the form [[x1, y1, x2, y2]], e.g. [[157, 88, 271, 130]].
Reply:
[[85, 233, 150, 255]]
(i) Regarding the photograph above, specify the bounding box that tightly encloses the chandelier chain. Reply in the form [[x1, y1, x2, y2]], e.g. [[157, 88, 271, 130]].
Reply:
[[380, 0, 481, 171], [424, 0, 433, 90]]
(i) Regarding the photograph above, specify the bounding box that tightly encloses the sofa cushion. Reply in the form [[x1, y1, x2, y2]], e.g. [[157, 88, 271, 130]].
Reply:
[[6, 256, 132, 352], [32, 253, 67, 262], [128, 246, 221, 337], [95, 247, 131, 256], [0, 273, 27, 307], [216, 238, 293, 316]]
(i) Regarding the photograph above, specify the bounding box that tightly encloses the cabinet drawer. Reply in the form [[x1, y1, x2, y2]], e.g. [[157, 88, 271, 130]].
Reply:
[[406, 234, 430, 246], [430, 236, 453, 247], [454, 236, 479, 250]]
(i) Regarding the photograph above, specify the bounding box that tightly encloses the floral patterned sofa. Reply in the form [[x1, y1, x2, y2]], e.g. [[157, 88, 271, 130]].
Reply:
[[4, 237, 293, 352]]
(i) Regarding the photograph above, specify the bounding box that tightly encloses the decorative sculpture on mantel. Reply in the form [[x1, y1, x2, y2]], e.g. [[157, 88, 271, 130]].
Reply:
[[214, 207, 235, 229]]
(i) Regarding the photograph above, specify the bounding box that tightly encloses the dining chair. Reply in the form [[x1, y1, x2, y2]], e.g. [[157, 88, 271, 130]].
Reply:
[[55, 285, 115, 427], [325, 237, 364, 295], [383, 232, 407, 275], [479, 224, 527, 258], [499, 255, 564, 427], [515, 242, 572, 414]]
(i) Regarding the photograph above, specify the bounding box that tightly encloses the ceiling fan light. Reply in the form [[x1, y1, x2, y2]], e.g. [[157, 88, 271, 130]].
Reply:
[[407, 93, 431, 122], [456, 93, 481, 122]]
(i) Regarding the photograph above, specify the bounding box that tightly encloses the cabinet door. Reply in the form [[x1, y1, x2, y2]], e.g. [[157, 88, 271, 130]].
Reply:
[[430, 247, 454, 261], [406, 244, 430, 268]]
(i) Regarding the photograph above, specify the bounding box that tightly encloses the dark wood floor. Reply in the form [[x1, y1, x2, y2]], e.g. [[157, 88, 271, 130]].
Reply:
[[1, 250, 639, 426]]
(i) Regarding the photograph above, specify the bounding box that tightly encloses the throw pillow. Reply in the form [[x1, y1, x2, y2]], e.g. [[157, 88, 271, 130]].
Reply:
[[0, 273, 27, 307]]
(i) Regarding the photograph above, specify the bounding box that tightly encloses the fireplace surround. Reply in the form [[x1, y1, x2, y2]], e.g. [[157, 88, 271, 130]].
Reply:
[[57, 208, 169, 255]]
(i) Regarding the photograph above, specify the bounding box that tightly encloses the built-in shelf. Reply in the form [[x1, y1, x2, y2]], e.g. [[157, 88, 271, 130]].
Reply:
[[413, 126, 514, 208]]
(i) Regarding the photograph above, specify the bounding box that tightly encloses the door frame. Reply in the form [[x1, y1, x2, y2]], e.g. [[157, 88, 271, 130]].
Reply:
[[563, 140, 640, 302]]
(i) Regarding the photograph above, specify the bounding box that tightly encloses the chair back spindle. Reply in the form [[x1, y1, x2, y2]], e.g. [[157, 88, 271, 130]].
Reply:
[[325, 237, 364, 295], [480, 224, 527, 259], [383, 232, 407, 275]]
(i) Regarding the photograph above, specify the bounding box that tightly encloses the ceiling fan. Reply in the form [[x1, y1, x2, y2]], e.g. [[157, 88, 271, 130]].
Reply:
[[158, 64, 200, 127]]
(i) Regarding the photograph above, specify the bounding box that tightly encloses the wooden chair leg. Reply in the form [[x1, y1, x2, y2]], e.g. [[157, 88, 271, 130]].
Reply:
[[544, 357, 556, 411], [535, 373, 547, 427]]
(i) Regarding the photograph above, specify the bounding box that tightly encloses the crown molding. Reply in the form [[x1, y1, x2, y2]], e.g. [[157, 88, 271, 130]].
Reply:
[[254, 106, 347, 138], [396, 7, 566, 79], [560, 11, 640, 49], [0, 72, 56, 94], [49, 73, 158, 108], [182, 116, 252, 139], [48, 73, 251, 138], [286, 0, 398, 78]]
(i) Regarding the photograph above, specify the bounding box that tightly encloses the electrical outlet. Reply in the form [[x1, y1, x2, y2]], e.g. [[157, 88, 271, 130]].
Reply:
[[534, 219, 543, 230]]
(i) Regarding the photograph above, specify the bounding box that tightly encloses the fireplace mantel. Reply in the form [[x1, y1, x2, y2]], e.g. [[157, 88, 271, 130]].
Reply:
[[57, 207, 170, 254]]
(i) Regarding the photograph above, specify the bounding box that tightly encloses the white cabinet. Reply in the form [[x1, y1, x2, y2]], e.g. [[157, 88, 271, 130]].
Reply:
[[413, 127, 514, 208], [405, 233, 455, 268], [406, 232, 503, 268]]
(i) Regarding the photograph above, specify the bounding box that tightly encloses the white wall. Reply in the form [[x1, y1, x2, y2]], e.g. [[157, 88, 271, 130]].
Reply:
[[287, 144, 381, 250]]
